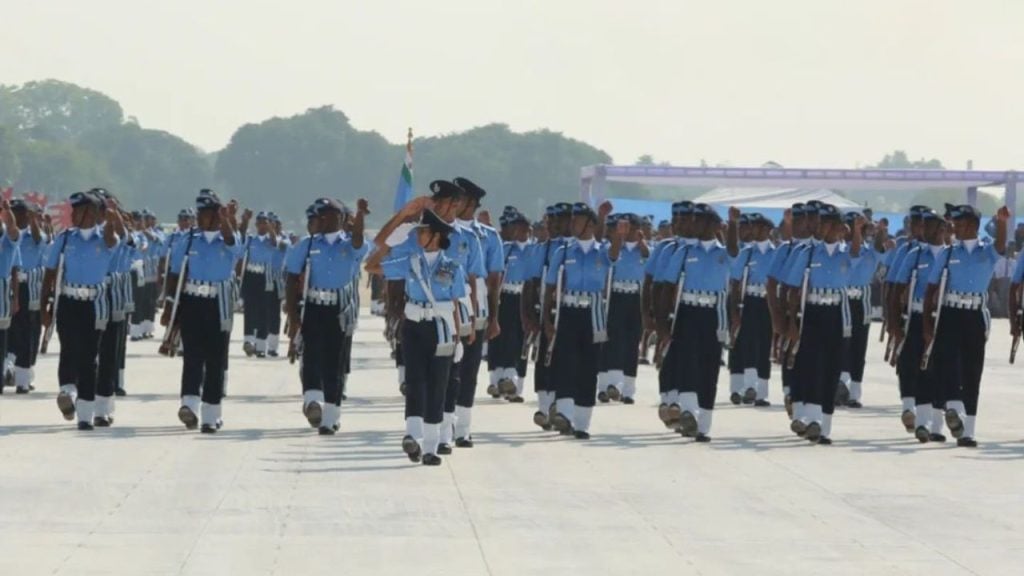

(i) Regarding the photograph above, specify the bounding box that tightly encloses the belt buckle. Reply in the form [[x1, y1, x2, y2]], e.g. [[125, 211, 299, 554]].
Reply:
[[578, 295, 592, 306], [698, 295, 713, 306]]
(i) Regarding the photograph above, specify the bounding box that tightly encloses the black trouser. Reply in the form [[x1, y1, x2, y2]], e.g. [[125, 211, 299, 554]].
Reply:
[[56, 297, 102, 401], [301, 301, 343, 406], [98, 319, 127, 397], [488, 292, 524, 372], [533, 328, 553, 392], [456, 328, 486, 408], [669, 304, 722, 411], [606, 292, 642, 378], [268, 292, 282, 338], [242, 271, 269, 341], [130, 272, 147, 326], [897, 313, 942, 407], [179, 295, 228, 404], [932, 307, 986, 416], [403, 319, 452, 424], [793, 304, 844, 415], [338, 333, 353, 395], [145, 282, 158, 323], [736, 296, 771, 380], [9, 283, 40, 369], [551, 306, 599, 408], [841, 298, 870, 383]]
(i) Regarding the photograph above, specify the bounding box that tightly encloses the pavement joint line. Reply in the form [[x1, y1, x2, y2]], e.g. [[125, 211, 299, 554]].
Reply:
[[444, 460, 495, 576], [176, 439, 256, 575], [269, 432, 312, 576]]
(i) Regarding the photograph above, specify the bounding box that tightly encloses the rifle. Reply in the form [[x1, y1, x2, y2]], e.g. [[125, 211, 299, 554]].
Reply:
[[733, 249, 753, 342], [159, 230, 194, 357], [288, 236, 314, 364], [785, 245, 815, 370], [889, 249, 924, 367], [40, 231, 71, 355], [1011, 287, 1022, 364], [920, 261, 950, 371], [656, 244, 691, 368], [543, 264, 564, 367]]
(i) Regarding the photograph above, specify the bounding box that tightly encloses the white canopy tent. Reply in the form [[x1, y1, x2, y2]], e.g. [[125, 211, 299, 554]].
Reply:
[[691, 187, 861, 209]]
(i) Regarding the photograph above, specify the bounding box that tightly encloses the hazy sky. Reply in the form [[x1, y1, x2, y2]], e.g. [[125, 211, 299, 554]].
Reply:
[[4, 0, 1023, 169]]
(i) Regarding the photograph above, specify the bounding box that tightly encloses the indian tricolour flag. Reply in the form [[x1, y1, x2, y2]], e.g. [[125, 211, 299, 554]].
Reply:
[[393, 128, 414, 213]]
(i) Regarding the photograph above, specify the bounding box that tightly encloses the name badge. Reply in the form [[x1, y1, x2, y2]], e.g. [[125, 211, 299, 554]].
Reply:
[[811, 263, 822, 268], [310, 250, 321, 255], [566, 259, 576, 264]]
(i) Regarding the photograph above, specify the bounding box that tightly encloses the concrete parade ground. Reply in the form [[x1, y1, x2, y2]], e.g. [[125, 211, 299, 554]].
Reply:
[[0, 312, 1022, 576]]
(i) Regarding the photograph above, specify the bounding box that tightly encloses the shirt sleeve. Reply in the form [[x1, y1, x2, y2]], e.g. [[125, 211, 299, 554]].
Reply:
[[284, 238, 306, 275], [644, 243, 663, 276], [544, 247, 566, 285], [766, 245, 789, 281], [1013, 251, 1024, 284], [169, 234, 188, 275], [44, 232, 63, 270], [891, 248, 917, 285], [485, 233, 504, 274], [927, 248, 951, 285], [451, 266, 467, 299], [467, 235, 486, 278], [782, 249, 808, 288]]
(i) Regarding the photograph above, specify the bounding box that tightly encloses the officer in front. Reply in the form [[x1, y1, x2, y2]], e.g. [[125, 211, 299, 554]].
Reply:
[[42, 192, 120, 430], [923, 204, 1009, 448], [369, 195, 468, 466], [601, 213, 648, 405], [543, 202, 626, 439], [162, 190, 241, 433], [285, 198, 368, 434], [8, 199, 46, 394]]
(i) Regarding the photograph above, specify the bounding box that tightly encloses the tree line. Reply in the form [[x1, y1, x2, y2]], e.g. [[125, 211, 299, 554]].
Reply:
[[0, 79, 999, 226]]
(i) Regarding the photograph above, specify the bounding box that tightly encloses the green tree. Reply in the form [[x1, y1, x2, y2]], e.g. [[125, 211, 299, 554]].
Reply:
[[869, 150, 944, 170], [0, 79, 124, 142]]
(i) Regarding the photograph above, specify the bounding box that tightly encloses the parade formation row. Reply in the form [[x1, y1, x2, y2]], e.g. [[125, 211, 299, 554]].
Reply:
[[1, 181, 1014, 465]]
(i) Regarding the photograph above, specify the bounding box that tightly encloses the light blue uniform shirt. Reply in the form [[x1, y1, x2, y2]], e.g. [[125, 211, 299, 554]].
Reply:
[[45, 229, 119, 285], [244, 234, 277, 266], [502, 242, 534, 284], [285, 235, 367, 290], [447, 224, 486, 279], [731, 242, 775, 285], [782, 243, 856, 290], [169, 231, 242, 283], [470, 221, 504, 275], [545, 242, 613, 292], [928, 240, 1000, 294], [847, 244, 881, 287], [893, 244, 942, 301], [387, 239, 467, 302], [884, 240, 915, 283], [1012, 250, 1024, 284], [0, 233, 21, 277], [611, 243, 646, 283], [524, 238, 565, 280], [658, 241, 732, 292], [17, 230, 48, 270]]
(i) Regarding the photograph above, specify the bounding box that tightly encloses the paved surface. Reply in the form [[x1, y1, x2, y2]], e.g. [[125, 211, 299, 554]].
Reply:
[[1, 313, 1022, 576]]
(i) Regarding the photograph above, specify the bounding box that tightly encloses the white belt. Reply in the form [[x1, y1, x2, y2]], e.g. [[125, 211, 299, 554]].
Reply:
[[910, 300, 924, 313], [306, 289, 339, 306], [501, 282, 524, 294], [561, 292, 596, 308], [61, 285, 99, 300], [943, 292, 984, 311], [17, 271, 28, 282], [846, 287, 864, 299], [611, 281, 641, 294], [806, 290, 844, 306], [245, 264, 266, 274], [744, 284, 767, 298], [681, 291, 719, 308], [183, 282, 218, 298], [405, 301, 455, 322]]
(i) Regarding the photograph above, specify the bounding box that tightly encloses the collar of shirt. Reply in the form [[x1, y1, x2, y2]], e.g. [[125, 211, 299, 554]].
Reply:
[[961, 238, 979, 252], [929, 244, 945, 256], [202, 231, 219, 243], [756, 240, 772, 253], [577, 238, 596, 253], [323, 231, 342, 245]]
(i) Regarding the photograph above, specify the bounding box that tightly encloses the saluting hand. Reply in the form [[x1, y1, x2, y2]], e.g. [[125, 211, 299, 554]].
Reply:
[[598, 200, 613, 218], [997, 206, 1011, 223], [356, 198, 370, 216], [728, 206, 741, 224]]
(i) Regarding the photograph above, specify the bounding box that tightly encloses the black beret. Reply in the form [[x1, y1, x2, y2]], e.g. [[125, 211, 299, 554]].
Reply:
[[195, 192, 223, 211], [672, 201, 694, 215], [692, 203, 720, 220], [69, 191, 97, 209], [314, 197, 344, 214], [9, 199, 27, 211], [177, 208, 195, 219], [453, 177, 486, 199], [948, 204, 981, 220], [658, 220, 670, 228], [818, 204, 841, 220], [571, 202, 597, 221], [305, 204, 319, 219], [430, 180, 463, 199]]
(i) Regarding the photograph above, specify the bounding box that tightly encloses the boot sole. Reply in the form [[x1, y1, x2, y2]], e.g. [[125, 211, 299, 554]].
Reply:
[[679, 411, 698, 437], [945, 409, 965, 439], [178, 406, 199, 430], [304, 402, 323, 428], [57, 394, 76, 421], [901, 410, 916, 433]]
